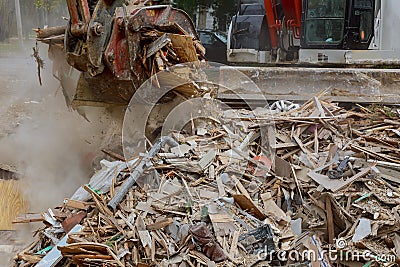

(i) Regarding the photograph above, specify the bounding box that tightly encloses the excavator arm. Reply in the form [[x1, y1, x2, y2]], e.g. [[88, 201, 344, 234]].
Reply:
[[66, 0, 92, 36], [262, 0, 302, 51]]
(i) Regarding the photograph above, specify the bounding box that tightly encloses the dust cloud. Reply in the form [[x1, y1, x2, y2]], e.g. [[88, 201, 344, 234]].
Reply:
[[0, 42, 125, 265], [0, 43, 103, 212]]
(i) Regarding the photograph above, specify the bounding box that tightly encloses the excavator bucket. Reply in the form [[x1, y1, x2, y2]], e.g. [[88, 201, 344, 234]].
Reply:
[[41, 2, 203, 108]]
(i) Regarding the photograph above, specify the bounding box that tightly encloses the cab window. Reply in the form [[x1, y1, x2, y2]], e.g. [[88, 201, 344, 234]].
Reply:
[[304, 0, 346, 45]]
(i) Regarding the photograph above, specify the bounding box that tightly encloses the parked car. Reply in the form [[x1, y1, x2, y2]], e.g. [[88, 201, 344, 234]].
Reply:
[[197, 30, 228, 64]]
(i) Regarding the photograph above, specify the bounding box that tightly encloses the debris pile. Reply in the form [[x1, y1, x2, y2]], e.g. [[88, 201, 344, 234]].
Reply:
[[12, 97, 400, 267]]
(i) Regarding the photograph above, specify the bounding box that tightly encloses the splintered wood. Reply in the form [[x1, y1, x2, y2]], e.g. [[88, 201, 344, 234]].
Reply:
[[11, 98, 400, 267]]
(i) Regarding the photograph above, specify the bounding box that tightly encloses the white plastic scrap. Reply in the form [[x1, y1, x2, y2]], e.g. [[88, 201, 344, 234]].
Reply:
[[352, 218, 372, 242], [70, 159, 138, 201], [270, 100, 300, 112]]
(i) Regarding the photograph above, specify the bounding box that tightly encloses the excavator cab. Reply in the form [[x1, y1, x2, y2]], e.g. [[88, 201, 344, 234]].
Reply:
[[227, 0, 397, 65], [301, 0, 375, 50], [343, 0, 375, 49]]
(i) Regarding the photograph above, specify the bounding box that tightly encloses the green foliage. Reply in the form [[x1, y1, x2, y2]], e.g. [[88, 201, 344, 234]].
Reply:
[[0, 0, 66, 41], [34, 0, 63, 10], [174, 0, 197, 19], [0, 0, 15, 41], [212, 0, 237, 31], [366, 104, 397, 118]]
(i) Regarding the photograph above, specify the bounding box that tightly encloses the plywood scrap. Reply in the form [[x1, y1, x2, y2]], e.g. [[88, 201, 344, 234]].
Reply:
[[261, 192, 290, 224], [209, 213, 237, 236], [233, 194, 266, 220], [0, 180, 27, 230], [308, 164, 374, 192], [197, 149, 216, 170], [274, 156, 292, 178]]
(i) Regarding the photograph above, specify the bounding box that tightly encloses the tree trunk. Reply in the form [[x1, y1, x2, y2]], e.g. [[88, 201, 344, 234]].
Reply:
[[14, 0, 23, 47], [197, 6, 207, 30], [44, 8, 49, 26], [0, 0, 16, 42]]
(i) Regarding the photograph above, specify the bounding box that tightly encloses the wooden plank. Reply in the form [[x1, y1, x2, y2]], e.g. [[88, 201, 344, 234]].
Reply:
[[64, 199, 92, 210], [216, 174, 226, 197], [351, 144, 400, 164], [233, 194, 266, 220], [209, 213, 237, 236], [169, 34, 198, 62], [313, 97, 326, 117], [197, 149, 216, 170], [274, 156, 292, 178], [229, 231, 240, 259], [101, 149, 126, 161], [13, 213, 43, 224], [61, 211, 87, 233], [325, 197, 335, 244], [293, 135, 315, 167], [146, 218, 173, 231], [272, 142, 299, 150]]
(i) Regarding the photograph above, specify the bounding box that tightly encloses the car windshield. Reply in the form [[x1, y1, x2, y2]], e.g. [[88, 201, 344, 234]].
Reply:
[[214, 32, 227, 43]]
